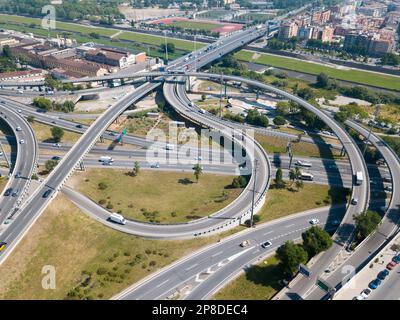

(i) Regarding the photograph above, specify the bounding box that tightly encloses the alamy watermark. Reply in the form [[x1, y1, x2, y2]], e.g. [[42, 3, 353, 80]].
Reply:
[[41, 5, 56, 30]]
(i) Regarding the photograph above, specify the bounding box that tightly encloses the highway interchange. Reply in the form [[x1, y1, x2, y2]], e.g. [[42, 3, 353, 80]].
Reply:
[[0, 22, 399, 300]]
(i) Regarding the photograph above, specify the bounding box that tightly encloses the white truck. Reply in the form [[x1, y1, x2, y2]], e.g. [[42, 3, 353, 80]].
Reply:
[[166, 143, 174, 151], [108, 213, 126, 225], [99, 156, 114, 163], [355, 171, 363, 185]]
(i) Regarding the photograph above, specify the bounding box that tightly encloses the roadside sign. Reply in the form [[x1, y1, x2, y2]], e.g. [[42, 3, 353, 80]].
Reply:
[[299, 264, 311, 277]]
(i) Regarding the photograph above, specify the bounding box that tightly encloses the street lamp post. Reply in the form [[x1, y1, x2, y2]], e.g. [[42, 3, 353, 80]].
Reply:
[[249, 159, 259, 228], [163, 31, 168, 65], [363, 105, 381, 156]]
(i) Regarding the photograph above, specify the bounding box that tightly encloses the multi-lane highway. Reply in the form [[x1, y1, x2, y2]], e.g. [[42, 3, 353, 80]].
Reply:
[[0, 104, 38, 225], [0, 24, 271, 263], [114, 205, 346, 300]]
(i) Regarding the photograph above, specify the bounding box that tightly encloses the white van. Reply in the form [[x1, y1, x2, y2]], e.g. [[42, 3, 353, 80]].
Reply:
[[99, 156, 114, 163], [166, 143, 174, 151], [109, 213, 126, 225]]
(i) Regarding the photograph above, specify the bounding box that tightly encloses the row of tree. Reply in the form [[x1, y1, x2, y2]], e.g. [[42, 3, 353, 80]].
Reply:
[[33, 97, 75, 113]]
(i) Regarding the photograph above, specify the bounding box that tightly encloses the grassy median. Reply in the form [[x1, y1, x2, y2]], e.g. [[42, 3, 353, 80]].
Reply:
[[214, 255, 283, 300], [0, 195, 239, 300], [255, 134, 343, 160], [69, 169, 243, 223]]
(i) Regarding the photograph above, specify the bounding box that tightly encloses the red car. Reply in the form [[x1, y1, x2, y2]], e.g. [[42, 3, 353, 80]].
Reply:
[[386, 261, 396, 270]]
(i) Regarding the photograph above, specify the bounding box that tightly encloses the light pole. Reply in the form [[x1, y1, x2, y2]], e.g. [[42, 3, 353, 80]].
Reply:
[[363, 104, 381, 156], [249, 159, 259, 228], [219, 72, 223, 118], [163, 30, 168, 65]]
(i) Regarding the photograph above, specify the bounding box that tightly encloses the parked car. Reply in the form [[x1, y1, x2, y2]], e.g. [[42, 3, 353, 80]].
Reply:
[[361, 289, 371, 299], [386, 261, 396, 270], [368, 278, 381, 289], [0, 242, 6, 252], [377, 269, 389, 280], [392, 255, 400, 264]]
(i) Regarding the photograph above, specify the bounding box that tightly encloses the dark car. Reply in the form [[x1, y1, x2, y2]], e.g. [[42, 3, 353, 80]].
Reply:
[[368, 278, 381, 290], [42, 189, 52, 198], [52, 156, 61, 161], [377, 269, 389, 280], [4, 188, 12, 196], [76, 124, 83, 128], [392, 255, 400, 264]]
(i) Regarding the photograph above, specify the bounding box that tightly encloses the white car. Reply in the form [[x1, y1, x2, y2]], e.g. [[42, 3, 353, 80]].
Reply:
[[240, 240, 251, 247], [351, 198, 358, 205], [19, 139, 25, 144], [261, 240, 272, 248], [151, 163, 160, 168], [309, 218, 319, 225], [16, 126, 22, 131], [295, 160, 312, 167], [17, 109, 22, 113], [361, 289, 371, 299], [53, 143, 61, 148]]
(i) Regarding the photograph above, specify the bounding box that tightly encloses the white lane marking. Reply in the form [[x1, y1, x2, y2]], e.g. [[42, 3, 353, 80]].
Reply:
[[263, 230, 274, 236], [185, 263, 198, 271], [211, 251, 223, 257], [155, 278, 170, 288]]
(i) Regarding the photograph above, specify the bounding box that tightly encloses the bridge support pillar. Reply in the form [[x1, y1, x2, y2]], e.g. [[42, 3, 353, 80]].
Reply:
[[340, 146, 346, 157], [224, 82, 227, 98], [100, 135, 104, 143], [79, 161, 85, 171]]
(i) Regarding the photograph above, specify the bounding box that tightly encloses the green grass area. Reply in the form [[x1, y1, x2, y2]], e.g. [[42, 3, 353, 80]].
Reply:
[[31, 122, 81, 145], [167, 20, 220, 31], [71, 169, 243, 223], [116, 31, 204, 52], [259, 182, 349, 222], [0, 14, 190, 58], [0, 176, 7, 194], [196, 10, 230, 19], [235, 50, 400, 91], [255, 134, 343, 159], [0, 195, 240, 300], [214, 255, 283, 300]]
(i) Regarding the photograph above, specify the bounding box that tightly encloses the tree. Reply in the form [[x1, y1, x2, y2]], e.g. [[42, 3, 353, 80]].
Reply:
[[295, 179, 304, 191], [33, 97, 52, 111], [161, 43, 175, 53], [45, 159, 58, 173], [334, 110, 350, 123], [275, 168, 285, 188], [2, 45, 12, 59], [27, 115, 35, 123], [316, 73, 330, 88], [353, 210, 381, 241], [302, 226, 333, 257], [276, 241, 308, 276], [133, 161, 140, 176], [231, 176, 247, 188], [276, 101, 290, 116], [44, 74, 61, 90], [62, 100, 75, 113], [297, 87, 314, 100], [273, 115, 287, 126], [193, 164, 203, 182], [51, 126, 64, 143]]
